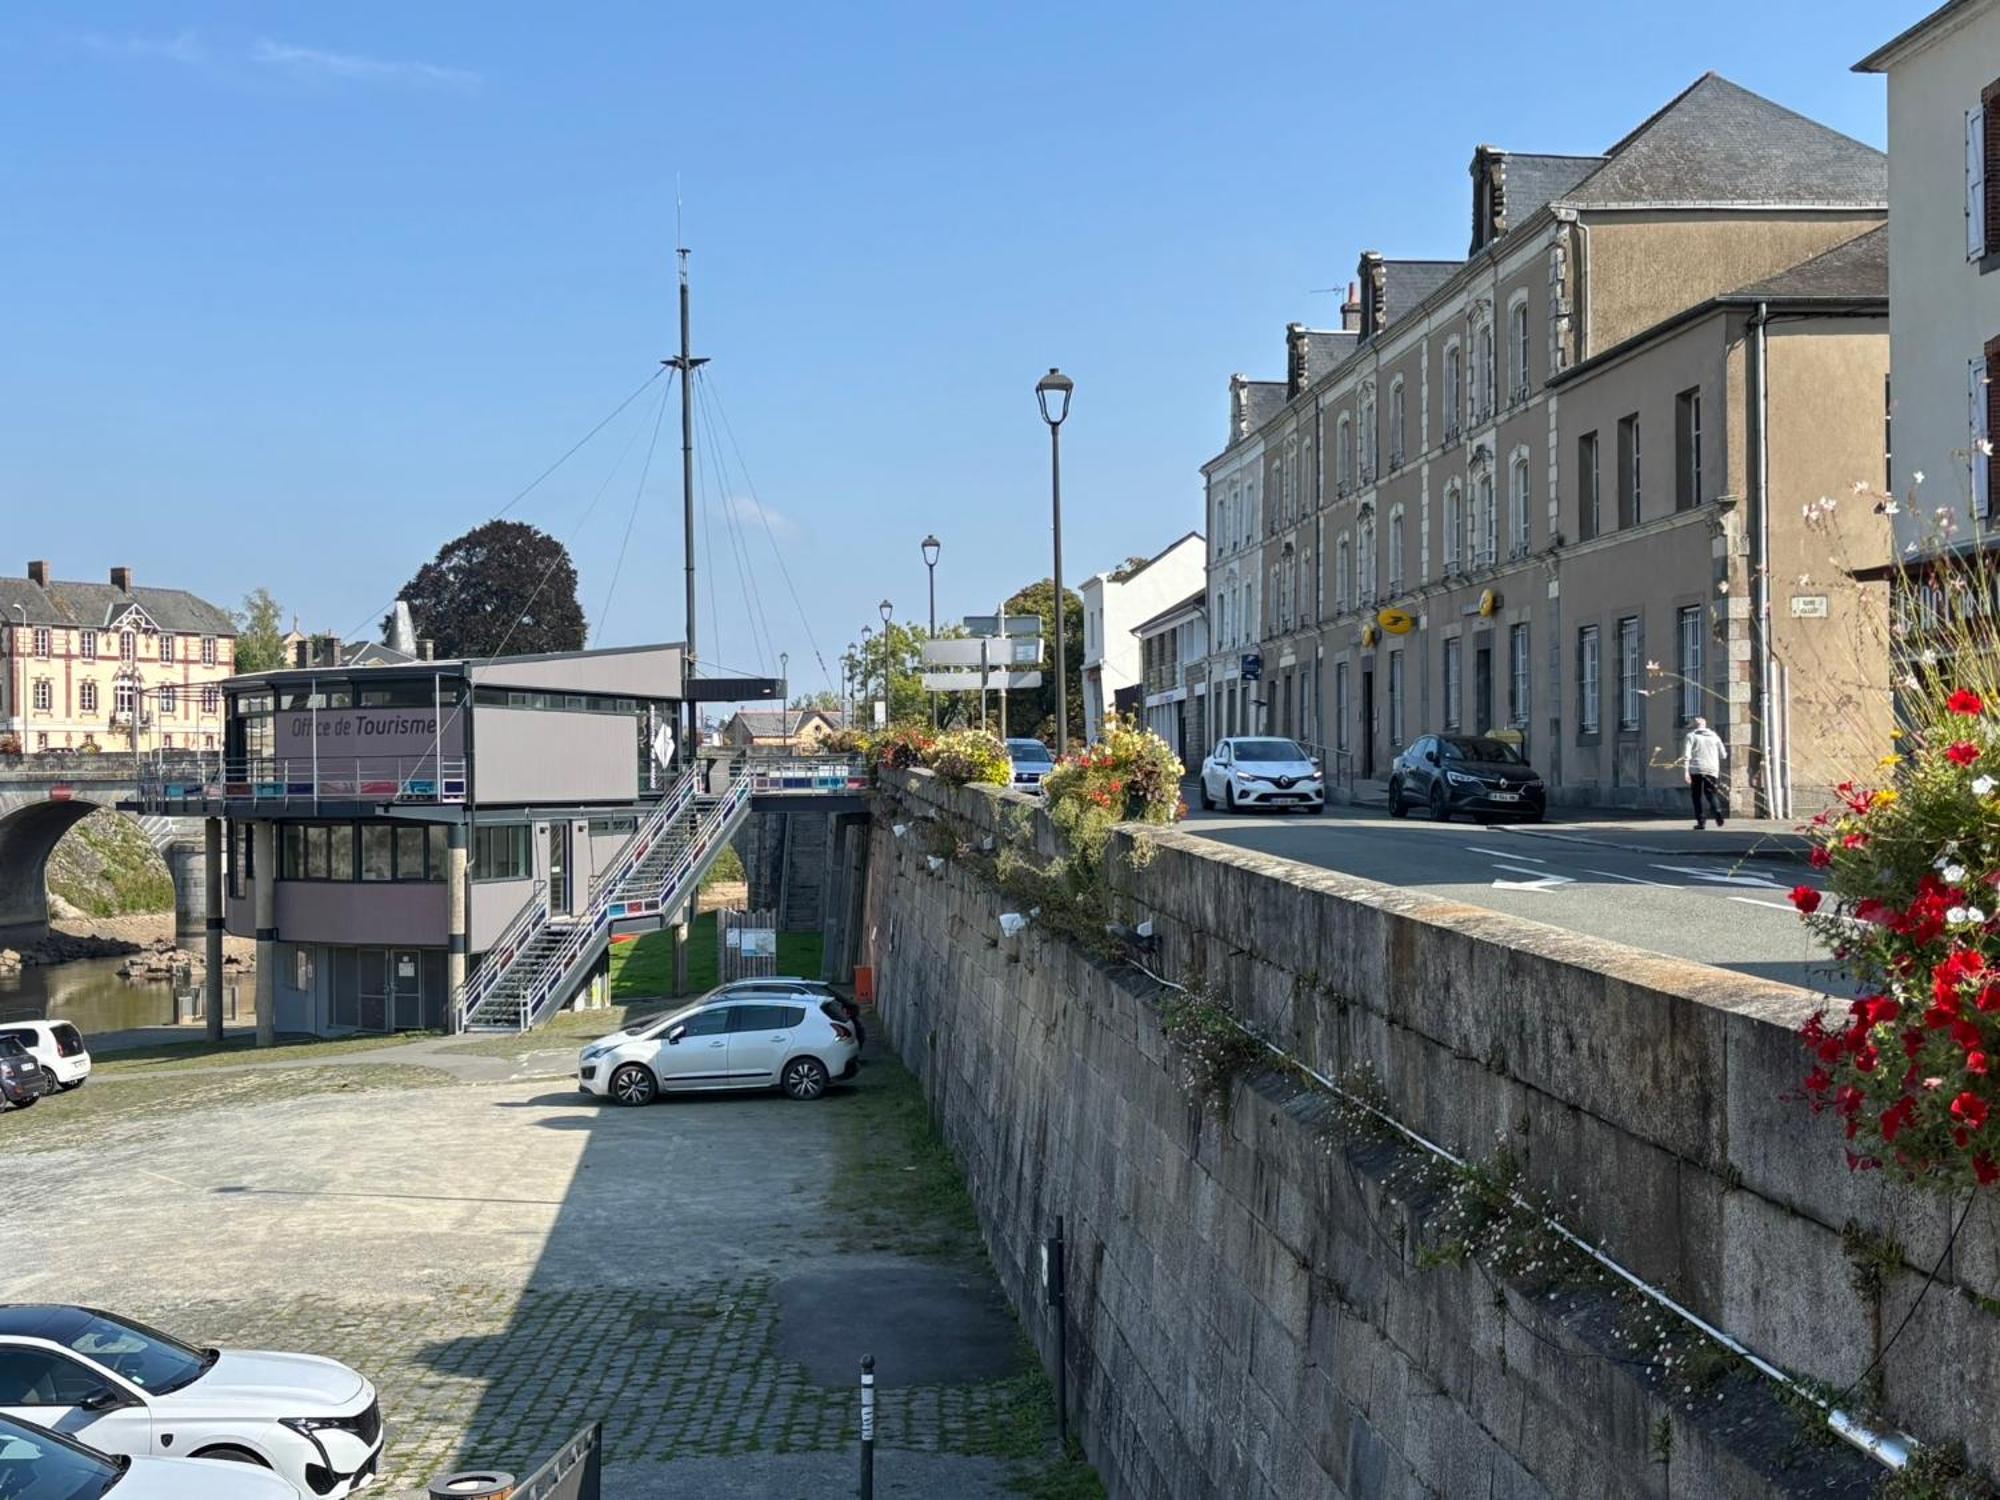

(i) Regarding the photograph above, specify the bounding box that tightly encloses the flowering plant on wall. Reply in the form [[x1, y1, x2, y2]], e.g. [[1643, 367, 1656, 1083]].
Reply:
[[1042, 714, 1184, 830], [1795, 672, 2000, 1190], [865, 722, 933, 772], [922, 728, 1012, 788]]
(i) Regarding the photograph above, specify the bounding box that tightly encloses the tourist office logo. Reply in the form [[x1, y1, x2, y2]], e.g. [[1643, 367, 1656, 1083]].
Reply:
[[279, 708, 465, 762]]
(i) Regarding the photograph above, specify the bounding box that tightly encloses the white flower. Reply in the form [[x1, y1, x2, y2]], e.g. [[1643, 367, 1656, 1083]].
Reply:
[[1944, 863, 1968, 884], [1949, 906, 1970, 924], [1914, 470, 1926, 485], [1878, 500, 1901, 515], [1981, 438, 1994, 457], [1978, 775, 1998, 797], [1972, 907, 1990, 924], [1921, 649, 1940, 666]]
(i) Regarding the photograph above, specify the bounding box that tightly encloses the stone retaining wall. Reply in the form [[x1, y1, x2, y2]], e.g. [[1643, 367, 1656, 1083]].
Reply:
[[865, 769, 2000, 1498]]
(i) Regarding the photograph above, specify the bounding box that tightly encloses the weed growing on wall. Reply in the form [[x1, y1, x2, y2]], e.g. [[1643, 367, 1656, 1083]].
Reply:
[[1158, 991, 1262, 1115]]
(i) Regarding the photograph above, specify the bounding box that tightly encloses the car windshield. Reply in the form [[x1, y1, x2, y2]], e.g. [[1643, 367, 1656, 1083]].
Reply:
[[1439, 737, 1526, 765], [0, 1416, 120, 1499], [1233, 739, 1307, 763], [66, 1312, 214, 1396], [1007, 741, 1053, 764]]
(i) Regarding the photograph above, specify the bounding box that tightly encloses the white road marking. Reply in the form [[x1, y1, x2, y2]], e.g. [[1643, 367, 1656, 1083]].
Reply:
[[1648, 862, 1790, 891], [1586, 869, 1673, 887], [1467, 846, 1540, 861], [1727, 896, 1798, 913], [1491, 864, 1574, 893]]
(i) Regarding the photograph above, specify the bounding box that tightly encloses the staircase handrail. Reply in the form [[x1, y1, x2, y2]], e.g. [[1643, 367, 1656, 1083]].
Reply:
[[511, 772, 753, 1032]]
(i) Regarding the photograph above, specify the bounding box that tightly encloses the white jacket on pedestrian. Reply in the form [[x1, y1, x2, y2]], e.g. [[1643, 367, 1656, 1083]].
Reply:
[[1683, 727, 1726, 777]]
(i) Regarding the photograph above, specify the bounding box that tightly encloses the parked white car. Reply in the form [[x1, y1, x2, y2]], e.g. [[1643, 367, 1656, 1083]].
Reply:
[[0, 1019, 91, 1091], [0, 1306, 383, 1497], [578, 992, 861, 1106], [1198, 737, 1325, 813], [0, 1411, 295, 1498]]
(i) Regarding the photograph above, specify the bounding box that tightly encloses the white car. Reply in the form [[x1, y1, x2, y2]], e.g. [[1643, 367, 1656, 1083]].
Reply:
[[0, 1019, 91, 1091], [1198, 737, 1325, 813], [578, 991, 861, 1106], [0, 1412, 295, 1498], [0, 1306, 383, 1497]]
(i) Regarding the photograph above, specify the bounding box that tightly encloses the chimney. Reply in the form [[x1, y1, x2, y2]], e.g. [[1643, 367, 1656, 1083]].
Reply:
[[109, 566, 132, 593], [292, 639, 310, 669], [1340, 280, 1362, 333], [1285, 322, 1309, 398], [1357, 251, 1387, 339], [419, 639, 435, 662], [311, 634, 340, 669], [26, 561, 48, 587], [388, 600, 418, 656]]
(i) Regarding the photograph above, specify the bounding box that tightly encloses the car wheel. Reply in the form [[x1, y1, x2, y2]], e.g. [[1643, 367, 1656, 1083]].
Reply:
[[1224, 783, 1237, 813], [1387, 777, 1408, 818], [58, 1078, 84, 1091], [11, 1094, 35, 1110], [608, 1063, 658, 1107], [1429, 784, 1451, 822], [781, 1057, 829, 1100], [40, 1068, 58, 1094], [1199, 778, 1213, 811]]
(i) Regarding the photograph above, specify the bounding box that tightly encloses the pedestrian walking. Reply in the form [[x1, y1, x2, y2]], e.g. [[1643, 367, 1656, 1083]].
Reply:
[[1682, 716, 1728, 829]]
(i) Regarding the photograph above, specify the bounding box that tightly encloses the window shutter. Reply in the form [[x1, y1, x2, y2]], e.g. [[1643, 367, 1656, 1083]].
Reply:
[[1988, 344, 2000, 518], [1971, 107, 1988, 262], [1973, 355, 1991, 516]]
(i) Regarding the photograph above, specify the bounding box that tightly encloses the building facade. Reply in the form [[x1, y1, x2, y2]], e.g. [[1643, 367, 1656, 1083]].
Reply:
[[1133, 591, 1208, 770], [1077, 533, 1205, 744], [1202, 75, 1893, 813], [0, 562, 236, 755]]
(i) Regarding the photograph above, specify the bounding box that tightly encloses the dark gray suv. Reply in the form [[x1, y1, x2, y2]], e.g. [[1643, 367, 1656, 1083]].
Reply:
[[0, 1034, 49, 1110]]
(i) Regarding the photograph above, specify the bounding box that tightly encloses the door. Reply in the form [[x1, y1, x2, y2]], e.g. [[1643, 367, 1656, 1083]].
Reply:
[[656, 1005, 732, 1089], [390, 950, 423, 1031], [357, 949, 388, 1032], [1475, 645, 1494, 734], [727, 1003, 801, 1085], [0, 1346, 152, 1454], [546, 823, 570, 916], [1360, 671, 1376, 779]]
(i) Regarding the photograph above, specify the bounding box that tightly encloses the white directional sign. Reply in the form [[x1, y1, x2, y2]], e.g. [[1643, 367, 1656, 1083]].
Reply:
[[962, 614, 1042, 638], [922, 670, 1044, 692], [923, 639, 992, 668]]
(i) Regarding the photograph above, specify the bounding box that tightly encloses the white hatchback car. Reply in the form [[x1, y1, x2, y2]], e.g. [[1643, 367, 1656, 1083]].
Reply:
[[578, 992, 861, 1106], [0, 1306, 383, 1497], [0, 1019, 91, 1092], [1198, 736, 1325, 813], [0, 1411, 295, 1498]]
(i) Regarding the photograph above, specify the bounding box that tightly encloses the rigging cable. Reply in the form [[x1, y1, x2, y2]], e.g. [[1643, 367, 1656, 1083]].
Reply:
[[593, 375, 674, 643], [695, 370, 779, 674]]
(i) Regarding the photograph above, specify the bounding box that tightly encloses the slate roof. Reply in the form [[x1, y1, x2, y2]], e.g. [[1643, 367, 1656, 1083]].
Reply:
[[1501, 154, 1605, 221], [1560, 73, 1884, 208], [1238, 380, 1289, 436], [1381, 261, 1464, 329], [0, 576, 235, 636], [730, 708, 843, 738], [1727, 224, 1888, 301], [1297, 329, 1357, 382]]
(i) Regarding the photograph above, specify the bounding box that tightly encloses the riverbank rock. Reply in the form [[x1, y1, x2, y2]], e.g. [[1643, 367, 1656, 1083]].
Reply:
[[16, 931, 139, 967], [0, 949, 20, 976], [117, 938, 252, 981]]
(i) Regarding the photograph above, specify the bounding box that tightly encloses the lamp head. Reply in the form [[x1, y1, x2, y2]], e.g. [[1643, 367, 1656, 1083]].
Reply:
[[879, 599, 893, 624], [1036, 367, 1074, 427], [921, 534, 941, 567]]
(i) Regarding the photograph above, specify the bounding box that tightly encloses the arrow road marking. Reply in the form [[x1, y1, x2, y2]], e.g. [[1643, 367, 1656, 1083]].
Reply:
[[1647, 863, 1790, 891], [1587, 869, 1673, 887], [1491, 864, 1574, 893], [1467, 846, 1540, 861]]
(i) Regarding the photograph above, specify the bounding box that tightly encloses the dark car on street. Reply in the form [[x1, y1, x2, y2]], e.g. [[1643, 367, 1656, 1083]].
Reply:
[[1387, 734, 1546, 823], [0, 1034, 50, 1110]]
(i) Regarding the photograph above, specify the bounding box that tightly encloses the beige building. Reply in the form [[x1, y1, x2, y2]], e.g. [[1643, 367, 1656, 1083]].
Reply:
[[0, 562, 237, 755], [1202, 74, 1892, 814], [717, 707, 847, 751]]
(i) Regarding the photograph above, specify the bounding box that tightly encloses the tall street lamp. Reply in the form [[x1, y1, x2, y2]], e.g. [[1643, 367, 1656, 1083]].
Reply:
[[1036, 368, 1075, 758], [921, 536, 941, 726], [878, 599, 894, 724], [779, 651, 790, 751], [859, 627, 872, 728]]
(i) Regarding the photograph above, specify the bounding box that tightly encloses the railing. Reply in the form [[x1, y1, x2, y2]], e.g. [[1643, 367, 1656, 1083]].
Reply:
[[140, 753, 468, 805], [742, 756, 868, 795]]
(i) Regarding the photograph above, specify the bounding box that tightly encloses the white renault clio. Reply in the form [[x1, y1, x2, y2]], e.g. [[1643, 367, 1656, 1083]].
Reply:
[[0, 1306, 384, 1496], [0, 1411, 295, 1497], [578, 992, 861, 1106]]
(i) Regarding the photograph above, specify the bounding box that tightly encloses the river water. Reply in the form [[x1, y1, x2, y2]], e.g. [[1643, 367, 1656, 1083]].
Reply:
[[0, 955, 247, 1034]]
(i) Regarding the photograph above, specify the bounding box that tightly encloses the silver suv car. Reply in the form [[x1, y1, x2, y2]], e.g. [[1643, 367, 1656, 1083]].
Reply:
[[577, 991, 861, 1106]]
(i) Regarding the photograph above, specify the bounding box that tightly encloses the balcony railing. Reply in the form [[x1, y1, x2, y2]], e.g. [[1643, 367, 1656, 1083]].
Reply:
[[138, 753, 468, 806]]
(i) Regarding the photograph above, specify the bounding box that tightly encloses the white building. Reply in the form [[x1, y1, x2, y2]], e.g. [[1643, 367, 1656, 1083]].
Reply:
[[1859, 0, 2000, 550], [1077, 532, 1205, 744], [1132, 591, 1208, 770]]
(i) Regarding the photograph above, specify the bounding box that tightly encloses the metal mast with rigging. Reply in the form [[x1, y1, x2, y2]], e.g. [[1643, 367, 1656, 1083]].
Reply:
[[663, 240, 708, 756]]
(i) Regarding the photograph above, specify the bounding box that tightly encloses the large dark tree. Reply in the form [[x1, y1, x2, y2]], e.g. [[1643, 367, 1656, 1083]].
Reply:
[[388, 520, 587, 658], [1003, 577, 1084, 743]]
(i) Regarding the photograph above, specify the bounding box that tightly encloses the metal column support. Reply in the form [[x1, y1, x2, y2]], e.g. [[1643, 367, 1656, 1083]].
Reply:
[[446, 823, 468, 1032], [252, 821, 277, 1047], [203, 817, 224, 1042]]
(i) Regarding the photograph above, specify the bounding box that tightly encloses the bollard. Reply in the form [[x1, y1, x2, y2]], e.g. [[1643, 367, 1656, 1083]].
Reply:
[[1048, 1217, 1068, 1448], [859, 1353, 876, 1500], [428, 1471, 514, 1498]]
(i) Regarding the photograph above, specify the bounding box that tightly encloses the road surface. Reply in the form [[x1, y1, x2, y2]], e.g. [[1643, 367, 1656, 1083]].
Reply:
[[1179, 806, 1845, 996]]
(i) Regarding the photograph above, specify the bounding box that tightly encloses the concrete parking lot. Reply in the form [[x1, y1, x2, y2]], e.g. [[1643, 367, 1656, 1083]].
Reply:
[[0, 1040, 1075, 1498]]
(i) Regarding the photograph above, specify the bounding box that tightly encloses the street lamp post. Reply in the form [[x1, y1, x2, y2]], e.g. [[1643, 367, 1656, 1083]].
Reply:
[[921, 536, 941, 726], [780, 651, 790, 751], [878, 600, 893, 725], [859, 627, 873, 729], [1036, 368, 1075, 759]]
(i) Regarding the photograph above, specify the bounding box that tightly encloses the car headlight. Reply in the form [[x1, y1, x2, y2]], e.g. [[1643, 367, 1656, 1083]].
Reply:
[[281, 1415, 367, 1435], [579, 1045, 611, 1063], [1445, 770, 1484, 787]]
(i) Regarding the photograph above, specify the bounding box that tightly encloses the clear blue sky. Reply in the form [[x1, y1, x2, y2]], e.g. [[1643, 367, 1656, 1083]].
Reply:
[[0, 1, 1916, 700]]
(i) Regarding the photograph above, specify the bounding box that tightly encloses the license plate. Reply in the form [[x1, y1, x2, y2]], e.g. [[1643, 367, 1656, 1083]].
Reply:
[[1490, 792, 1521, 802]]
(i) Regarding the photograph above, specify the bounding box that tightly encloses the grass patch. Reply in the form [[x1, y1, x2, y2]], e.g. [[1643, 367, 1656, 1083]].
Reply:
[[5, 1064, 456, 1151], [611, 919, 827, 1001], [442, 1000, 679, 1057], [826, 1053, 983, 1260], [1008, 1442, 1107, 1500], [94, 1031, 438, 1076]]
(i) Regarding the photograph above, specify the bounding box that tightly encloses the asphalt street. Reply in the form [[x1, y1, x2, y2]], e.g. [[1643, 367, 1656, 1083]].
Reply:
[[1180, 805, 1846, 996]]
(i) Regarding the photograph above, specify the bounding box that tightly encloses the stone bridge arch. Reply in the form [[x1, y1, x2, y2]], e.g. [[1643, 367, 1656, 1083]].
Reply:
[[0, 793, 206, 945]]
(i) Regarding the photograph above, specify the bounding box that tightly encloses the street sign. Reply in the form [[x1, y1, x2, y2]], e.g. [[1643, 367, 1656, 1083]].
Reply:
[[1241, 653, 1263, 682], [925, 637, 1043, 668], [921, 670, 1044, 692], [1005, 638, 1043, 665], [922, 639, 991, 668], [962, 614, 1042, 638]]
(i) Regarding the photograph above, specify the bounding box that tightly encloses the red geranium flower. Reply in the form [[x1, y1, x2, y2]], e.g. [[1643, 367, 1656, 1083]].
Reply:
[[1978, 1155, 2000, 1186], [1948, 741, 1983, 766], [1949, 688, 1986, 717], [1970, 1052, 1991, 1076], [1952, 1091, 1990, 1130], [1809, 845, 1833, 869], [1790, 886, 1822, 914]]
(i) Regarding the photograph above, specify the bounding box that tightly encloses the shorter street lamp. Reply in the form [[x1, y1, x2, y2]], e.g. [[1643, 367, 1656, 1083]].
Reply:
[[1036, 368, 1075, 758], [921, 537, 941, 725], [878, 600, 894, 721]]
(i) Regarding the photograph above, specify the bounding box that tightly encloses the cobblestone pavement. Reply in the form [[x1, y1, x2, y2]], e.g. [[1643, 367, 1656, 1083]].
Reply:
[[0, 1058, 1059, 1495]]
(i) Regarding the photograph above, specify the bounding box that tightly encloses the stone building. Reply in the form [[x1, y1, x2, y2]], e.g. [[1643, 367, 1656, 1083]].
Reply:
[[0, 562, 237, 755], [1202, 74, 1893, 813]]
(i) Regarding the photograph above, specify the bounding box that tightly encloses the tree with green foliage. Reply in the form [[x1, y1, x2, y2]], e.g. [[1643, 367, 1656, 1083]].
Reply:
[[388, 520, 586, 659], [1003, 577, 1084, 744], [232, 587, 288, 673]]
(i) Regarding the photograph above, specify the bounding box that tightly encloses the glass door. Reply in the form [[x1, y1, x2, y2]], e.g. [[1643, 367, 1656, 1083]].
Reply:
[[357, 949, 388, 1032], [390, 950, 423, 1031], [546, 823, 570, 916]]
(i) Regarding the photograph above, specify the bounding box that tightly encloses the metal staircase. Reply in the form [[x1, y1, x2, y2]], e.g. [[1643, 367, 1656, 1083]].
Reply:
[[454, 768, 755, 1033]]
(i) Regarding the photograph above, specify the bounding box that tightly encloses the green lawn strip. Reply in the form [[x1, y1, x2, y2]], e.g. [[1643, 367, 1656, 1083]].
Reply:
[[4, 1064, 458, 1151], [94, 1030, 439, 1076], [611, 920, 827, 1001], [826, 1053, 983, 1261], [441, 1000, 679, 1057]]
